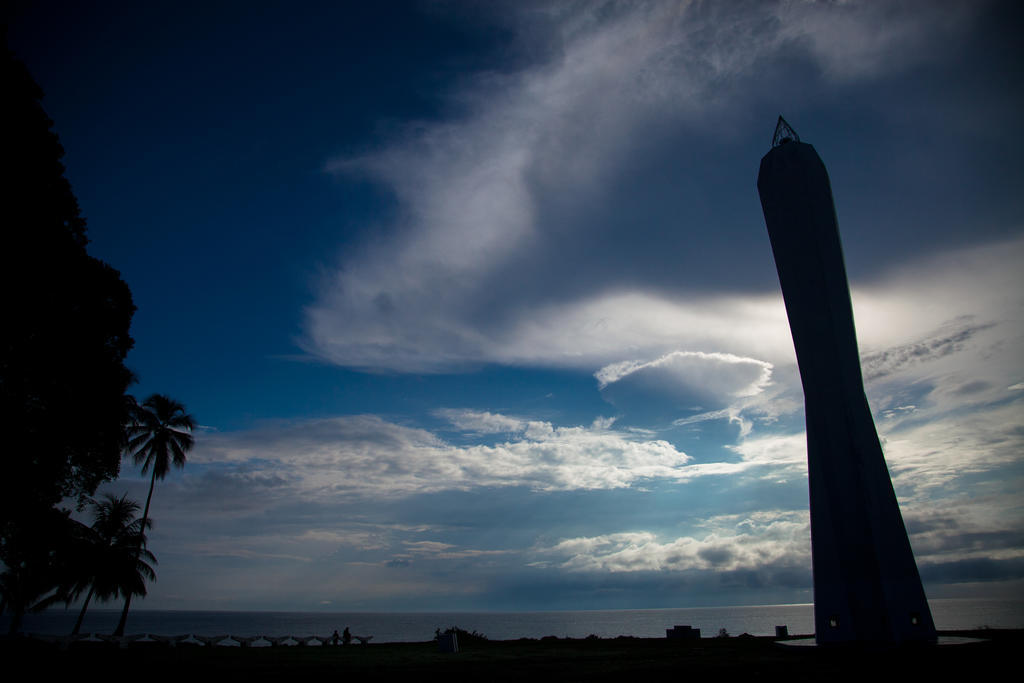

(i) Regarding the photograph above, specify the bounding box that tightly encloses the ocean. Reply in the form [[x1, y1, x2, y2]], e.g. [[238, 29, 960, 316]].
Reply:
[[5, 598, 1023, 642]]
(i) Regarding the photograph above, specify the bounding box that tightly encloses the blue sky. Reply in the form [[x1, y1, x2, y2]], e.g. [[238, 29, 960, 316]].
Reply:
[[8, 0, 1024, 612]]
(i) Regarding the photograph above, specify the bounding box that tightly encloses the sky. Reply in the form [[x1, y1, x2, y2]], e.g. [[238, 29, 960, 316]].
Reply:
[[6, 0, 1024, 612]]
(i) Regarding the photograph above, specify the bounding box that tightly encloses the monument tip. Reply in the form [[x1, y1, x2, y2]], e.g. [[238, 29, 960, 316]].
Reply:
[[772, 115, 800, 148]]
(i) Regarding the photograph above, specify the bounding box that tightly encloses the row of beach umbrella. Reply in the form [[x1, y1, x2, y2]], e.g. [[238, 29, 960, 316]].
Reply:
[[26, 632, 374, 648]]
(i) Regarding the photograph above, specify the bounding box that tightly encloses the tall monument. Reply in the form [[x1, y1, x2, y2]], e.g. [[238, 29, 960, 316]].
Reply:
[[757, 117, 935, 644]]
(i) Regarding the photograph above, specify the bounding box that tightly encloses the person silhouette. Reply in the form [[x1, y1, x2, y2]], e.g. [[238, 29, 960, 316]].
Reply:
[[331, 629, 340, 646], [342, 627, 352, 645]]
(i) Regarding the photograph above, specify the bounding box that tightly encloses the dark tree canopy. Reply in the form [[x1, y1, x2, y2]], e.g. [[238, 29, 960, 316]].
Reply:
[[0, 47, 136, 531], [0, 506, 87, 633]]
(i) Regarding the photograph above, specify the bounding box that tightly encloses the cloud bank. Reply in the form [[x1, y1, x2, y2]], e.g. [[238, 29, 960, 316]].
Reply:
[[305, 0, 985, 374], [192, 412, 695, 497]]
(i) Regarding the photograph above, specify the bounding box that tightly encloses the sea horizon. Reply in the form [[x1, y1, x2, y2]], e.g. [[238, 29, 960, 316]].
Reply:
[[6, 597, 1023, 642]]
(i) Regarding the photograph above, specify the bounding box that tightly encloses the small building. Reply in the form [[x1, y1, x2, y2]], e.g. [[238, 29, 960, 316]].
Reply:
[[666, 625, 701, 640]]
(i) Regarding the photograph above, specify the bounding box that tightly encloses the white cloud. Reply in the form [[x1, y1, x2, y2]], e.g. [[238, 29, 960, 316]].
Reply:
[[596, 350, 772, 395], [435, 409, 526, 435], [538, 510, 809, 573], [192, 413, 697, 498], [188, 403, 843, 507], [727, 432, 807, 472]]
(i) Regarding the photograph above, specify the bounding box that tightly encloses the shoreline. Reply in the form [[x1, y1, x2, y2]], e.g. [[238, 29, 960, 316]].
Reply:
[[5, 629, 1018, 682], [3, 626, 1013, 647]]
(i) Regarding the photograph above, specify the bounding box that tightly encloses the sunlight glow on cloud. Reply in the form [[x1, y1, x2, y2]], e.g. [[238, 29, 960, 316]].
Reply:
[[306, 1, 980, 375], [492, 292, 793, 370]]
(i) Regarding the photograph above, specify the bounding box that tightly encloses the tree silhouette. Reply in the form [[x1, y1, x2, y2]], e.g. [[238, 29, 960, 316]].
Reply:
[[70, 494, 156, 636], [1, 43, 135, 594], [112, 394, 195, 636], [0, 508, 85, 634]]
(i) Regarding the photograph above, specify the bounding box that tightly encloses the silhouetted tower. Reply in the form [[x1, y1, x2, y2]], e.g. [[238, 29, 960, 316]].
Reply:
[[757, 117, 935, 644]]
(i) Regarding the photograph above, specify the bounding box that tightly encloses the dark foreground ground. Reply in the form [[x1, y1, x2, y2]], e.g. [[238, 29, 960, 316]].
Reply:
[[2, 629, 1016, 682]]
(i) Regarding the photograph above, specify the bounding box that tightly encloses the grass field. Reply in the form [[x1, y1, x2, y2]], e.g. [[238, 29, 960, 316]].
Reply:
[[4, 629, 1015, 682]]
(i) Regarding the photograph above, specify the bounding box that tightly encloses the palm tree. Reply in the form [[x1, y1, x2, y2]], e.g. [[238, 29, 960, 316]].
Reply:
[[112, 394, 195, 636], [71, 493, 156, 635]]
